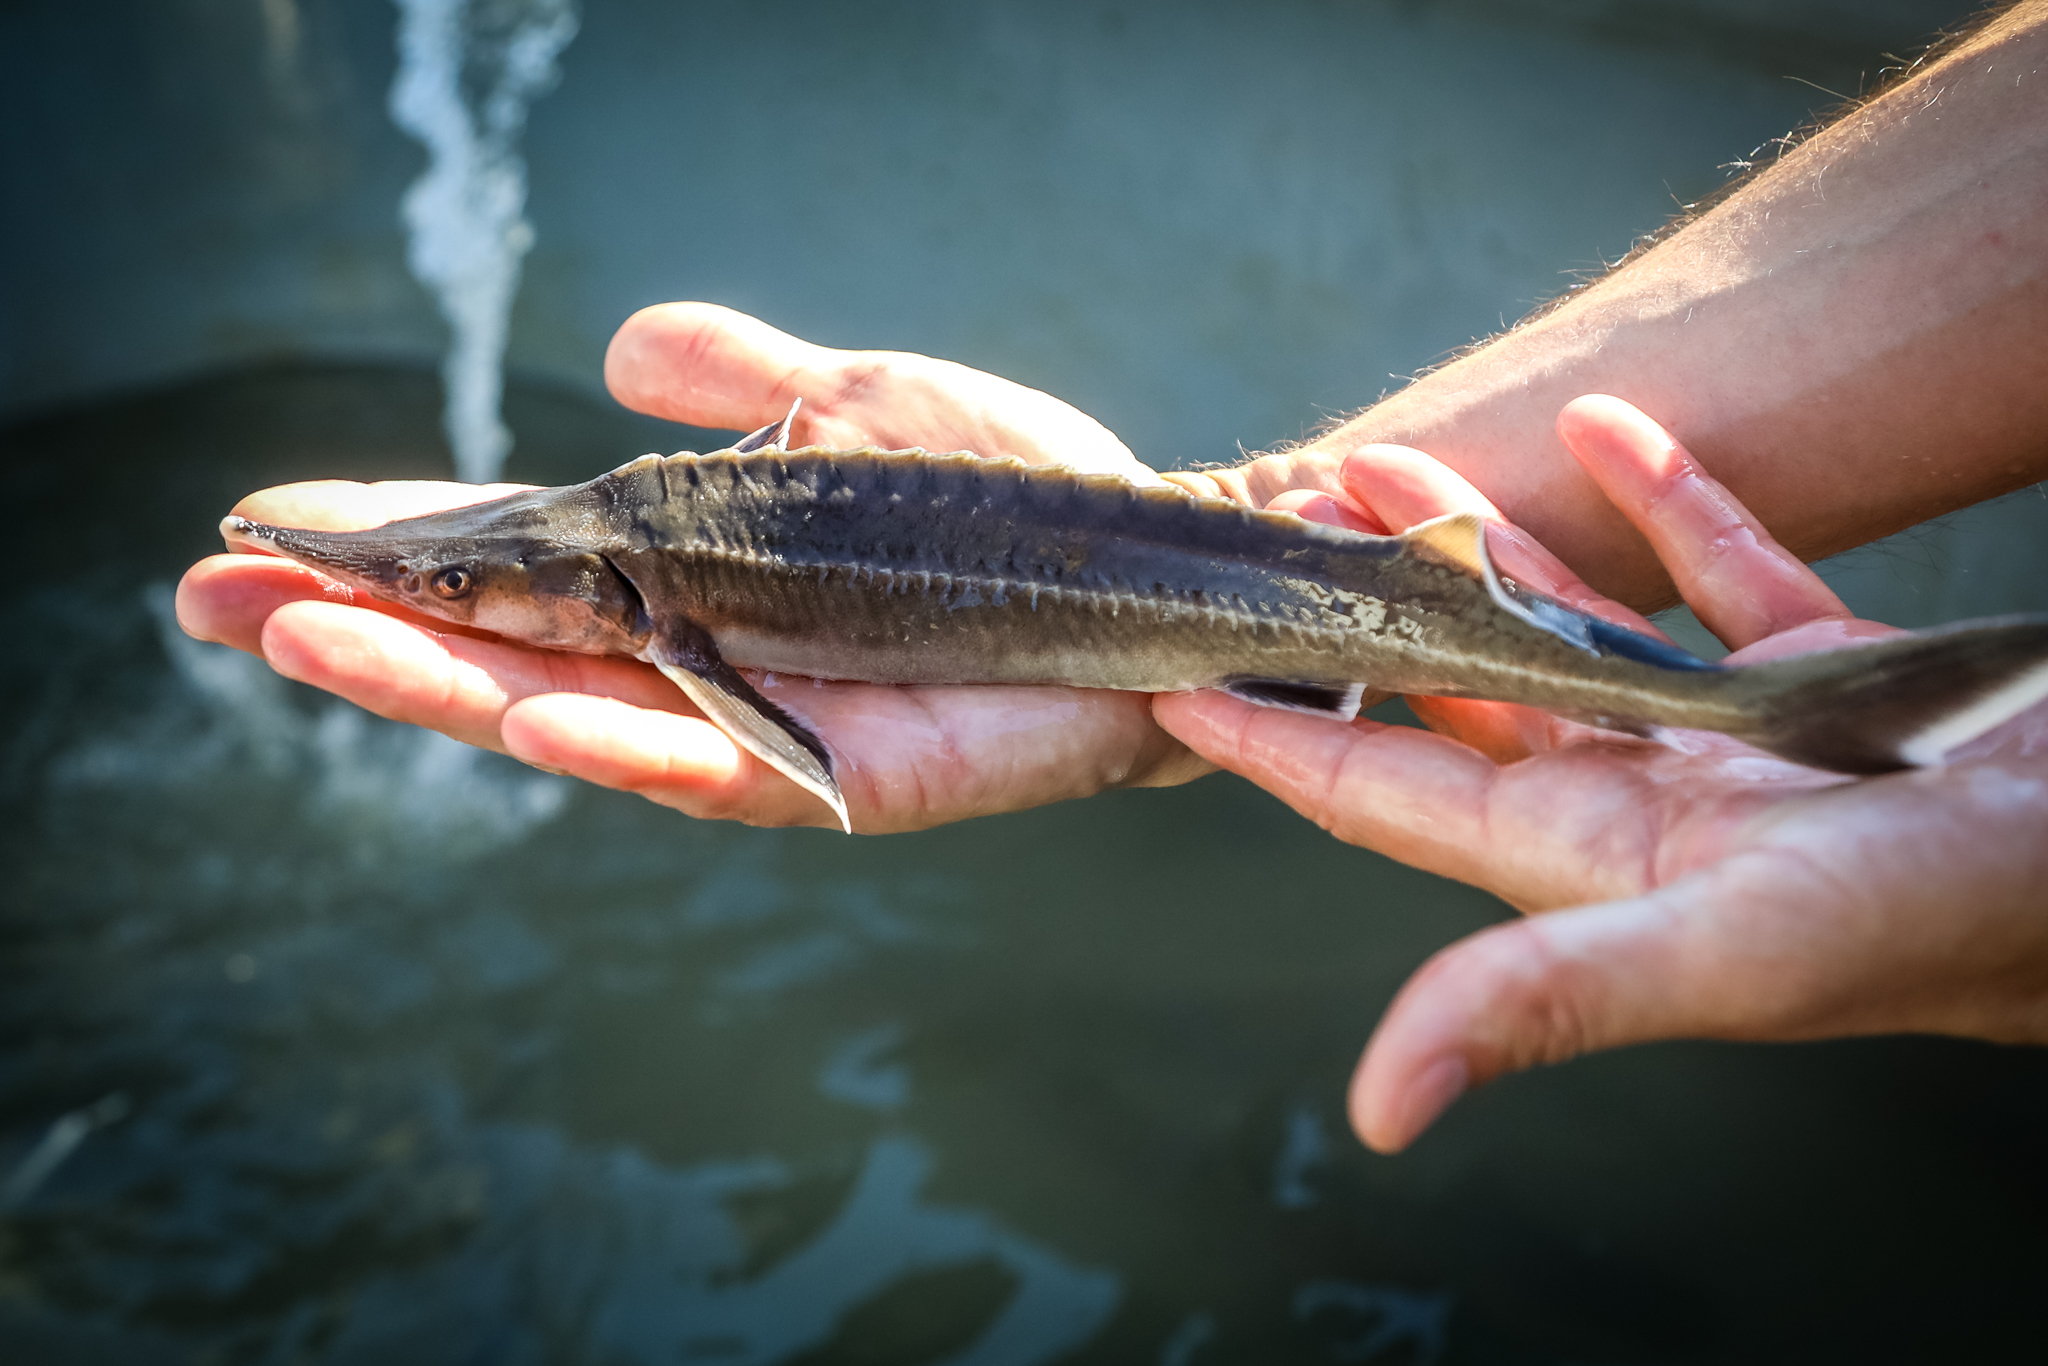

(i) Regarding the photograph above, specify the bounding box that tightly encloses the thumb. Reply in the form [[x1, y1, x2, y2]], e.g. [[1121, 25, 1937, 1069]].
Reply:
[[605, 301, 834, 433], [1349, 861, 1822, 1153], [604, 301, 1151, 479]]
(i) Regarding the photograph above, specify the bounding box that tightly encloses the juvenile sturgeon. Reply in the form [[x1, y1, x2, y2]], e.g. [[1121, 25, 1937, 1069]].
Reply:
[[222, 413, 2048, 830]]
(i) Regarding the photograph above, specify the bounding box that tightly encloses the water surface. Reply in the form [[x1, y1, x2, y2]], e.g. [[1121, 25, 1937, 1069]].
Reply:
[[3, 366, 2045, 1364]]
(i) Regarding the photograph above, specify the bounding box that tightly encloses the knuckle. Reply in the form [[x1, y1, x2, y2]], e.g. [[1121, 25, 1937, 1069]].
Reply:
[[821, 356, 895, 414], [1462, 922, 1602, 1075]]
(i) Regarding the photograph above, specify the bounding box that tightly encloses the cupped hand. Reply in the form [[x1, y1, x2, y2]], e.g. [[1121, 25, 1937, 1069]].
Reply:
[[177, 302, 1208, 833], [1154, 395, 2048, 1153]]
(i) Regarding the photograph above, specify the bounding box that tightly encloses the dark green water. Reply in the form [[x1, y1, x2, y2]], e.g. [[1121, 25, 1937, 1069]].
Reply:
[[3, 366, 2046, 1364]]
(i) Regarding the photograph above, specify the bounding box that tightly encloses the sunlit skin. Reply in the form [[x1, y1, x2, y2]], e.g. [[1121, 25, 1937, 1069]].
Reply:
[[1176, 4, 2048, 606], [1157, 396, 2048, 1153]]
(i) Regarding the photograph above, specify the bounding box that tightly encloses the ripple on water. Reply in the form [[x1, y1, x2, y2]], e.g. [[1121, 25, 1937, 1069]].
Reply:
[[1, 583, 1121, 1363]]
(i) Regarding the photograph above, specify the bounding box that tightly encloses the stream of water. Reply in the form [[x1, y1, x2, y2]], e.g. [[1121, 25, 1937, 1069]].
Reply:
[[390, 0, 579, 484]]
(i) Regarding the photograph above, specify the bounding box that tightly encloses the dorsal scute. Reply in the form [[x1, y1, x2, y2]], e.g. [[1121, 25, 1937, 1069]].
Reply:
[[636, 447, 1403, 566], [604, 452, 666, 478]]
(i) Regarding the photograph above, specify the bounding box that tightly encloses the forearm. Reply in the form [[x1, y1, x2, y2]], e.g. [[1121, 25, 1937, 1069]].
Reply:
[[1203, 3, 2048, 609]]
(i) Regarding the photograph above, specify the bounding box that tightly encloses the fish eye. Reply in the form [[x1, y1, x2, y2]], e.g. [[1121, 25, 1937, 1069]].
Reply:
[[430, 566, 474, 599]]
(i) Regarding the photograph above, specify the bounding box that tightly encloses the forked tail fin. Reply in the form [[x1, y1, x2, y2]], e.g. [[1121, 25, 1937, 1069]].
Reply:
[[1727, 616, 2048, 773]]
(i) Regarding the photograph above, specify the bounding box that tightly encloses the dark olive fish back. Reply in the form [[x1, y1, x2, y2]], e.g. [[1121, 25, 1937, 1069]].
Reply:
[[222, 444, 2048, 828], [605, 448, 1550, 696]]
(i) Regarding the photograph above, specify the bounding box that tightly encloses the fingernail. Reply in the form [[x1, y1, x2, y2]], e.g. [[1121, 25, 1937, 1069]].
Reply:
[[1398, 1056, 1469, 1146]]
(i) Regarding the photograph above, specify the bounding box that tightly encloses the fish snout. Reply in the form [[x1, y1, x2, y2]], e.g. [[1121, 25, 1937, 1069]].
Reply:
[[217, 517, 414, 589], [220, 515, 277, 552]]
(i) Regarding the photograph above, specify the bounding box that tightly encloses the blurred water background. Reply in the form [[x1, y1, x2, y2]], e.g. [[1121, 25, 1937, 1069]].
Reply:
[[5, 2, 2048, 1362]]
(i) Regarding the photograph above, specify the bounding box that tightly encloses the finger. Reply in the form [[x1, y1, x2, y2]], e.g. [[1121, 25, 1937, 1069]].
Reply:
[[1263, 488, 1390, 535], [605, 302, 1152, 479], [1156, 687, 1709, 910], [1152, 689, 1513, 886], [1335, 443, 1492, 532], [1349, 877, 1750, 1152], [1355, 749, 2048, 1153], [1348, 841, 1882, 1153], [605, 302, 844, 434], [1406, 696, 1574, 764], [602, 301, 1153, 478], [1160, 456, 1346, 510], [1339, 445, 1666, 637], [259, 600, 681, 753], [500, 692, 836, 829], [231, 478, 532, 533], [833, 350, 1157, 479], [178, 554, 361, 654], [509, 682, 1204, 833], [1555, 395, 1850, 648], [1720, 613, 1905, 665]]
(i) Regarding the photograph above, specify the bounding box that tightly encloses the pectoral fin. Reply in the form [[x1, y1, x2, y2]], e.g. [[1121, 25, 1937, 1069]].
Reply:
[[649, 622, 851, 832], [1401, 512, 1714, 670], [1218, 678, 1367, 720], [1401, 511, 1599, 654]]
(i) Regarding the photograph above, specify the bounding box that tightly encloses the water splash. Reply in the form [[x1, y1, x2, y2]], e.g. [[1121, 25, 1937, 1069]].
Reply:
[[1294, 1281, 1453, 1364], [1270, 1102, 1333, 1210], [389, 0, 579, 483], [50, 585, 570, 863], [13, 584, 1116, 1362], [819, 1023, 912, 1110], [0, 1094, 129, 1211]]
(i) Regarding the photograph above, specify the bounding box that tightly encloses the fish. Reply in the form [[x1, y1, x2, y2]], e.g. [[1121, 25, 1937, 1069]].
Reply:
[[221, 408, 2048, 831]]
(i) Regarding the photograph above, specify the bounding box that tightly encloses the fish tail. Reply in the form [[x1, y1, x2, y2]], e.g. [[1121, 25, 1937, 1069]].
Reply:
[[1721, 616, 2048, 773]]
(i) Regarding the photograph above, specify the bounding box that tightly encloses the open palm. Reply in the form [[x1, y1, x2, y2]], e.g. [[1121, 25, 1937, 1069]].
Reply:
[[1155, 396, 2048, 1152], [178, 302, 1207, 832]]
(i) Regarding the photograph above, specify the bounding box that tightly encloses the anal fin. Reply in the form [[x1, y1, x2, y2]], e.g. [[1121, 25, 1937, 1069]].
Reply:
[[1219, 678, 1367, 721], [650, 621, 850, 832]]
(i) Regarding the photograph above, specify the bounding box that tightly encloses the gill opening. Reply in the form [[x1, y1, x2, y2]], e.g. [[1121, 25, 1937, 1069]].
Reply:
[[600, 553, 655, 642]]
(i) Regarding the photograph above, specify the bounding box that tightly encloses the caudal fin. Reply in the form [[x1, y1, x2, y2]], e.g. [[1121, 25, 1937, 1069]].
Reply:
[[1728, 616, 2048, 773]]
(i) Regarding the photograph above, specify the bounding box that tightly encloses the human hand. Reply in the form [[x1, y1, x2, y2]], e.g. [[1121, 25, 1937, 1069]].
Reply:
[[177, 302, 1208, 833], [1154, 395, 2048, 1153]]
